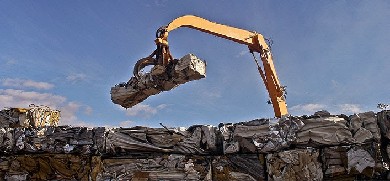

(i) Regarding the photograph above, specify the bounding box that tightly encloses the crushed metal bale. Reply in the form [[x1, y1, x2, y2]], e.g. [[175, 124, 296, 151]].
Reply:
[[111, 54, 206, 108], [0, 105, 60, 128], [266, 148, 323, 181], [98, 154, 211, 180], [212, 154, 266, 181]]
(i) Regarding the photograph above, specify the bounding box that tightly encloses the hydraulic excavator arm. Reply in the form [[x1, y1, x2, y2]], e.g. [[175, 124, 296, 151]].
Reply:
[[133, 15, 288, 118]]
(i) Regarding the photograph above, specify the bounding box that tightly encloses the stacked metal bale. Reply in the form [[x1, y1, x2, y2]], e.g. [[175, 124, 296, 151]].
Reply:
[[1, 106, 390, 180]]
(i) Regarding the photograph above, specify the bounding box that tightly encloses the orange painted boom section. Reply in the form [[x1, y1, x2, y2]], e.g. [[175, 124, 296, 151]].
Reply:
[[162, 15, 288, 118]]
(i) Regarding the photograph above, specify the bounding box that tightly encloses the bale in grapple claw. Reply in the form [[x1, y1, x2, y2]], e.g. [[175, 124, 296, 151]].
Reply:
[[112, 54, 206, 108]]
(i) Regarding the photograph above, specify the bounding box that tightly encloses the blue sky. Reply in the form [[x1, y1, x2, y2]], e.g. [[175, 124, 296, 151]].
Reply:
[[1, 1, 389, 127]]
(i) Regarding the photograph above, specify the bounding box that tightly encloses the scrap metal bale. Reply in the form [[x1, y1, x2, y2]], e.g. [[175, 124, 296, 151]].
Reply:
[[0, 108, 28, 128], [0, 106, 60, 128], [26, 105, 60, 127], [294, 116, 354, 147], [322, 143, 387, 180], [91, 156, 103, 181], [377, 110, 390, 166], [111, 53, 206, 108], [219, 118, 303, 154], [173, 54, 206, 83], [219, 119, 272, 154], [322, 146, 351, 180], [347, 147, 375, 174], [13, 126, 96, 154], [266, 148, 323, 181], [0, 127, 14, 154], [93, 127, 107, 154], [98, 154, 211, 181], [348, 143, 387, 179], [212, 154, 266, 181], [106, 125, 220, 155], [0, 156, 9, 180], [7, 154, 93, 181], [47, 126, 95, 154], [349, 111, 381, 143], [378, 110, 390, 140], [0, 109, 17, 128], [174, 125, 222, 155], [105, 127, 181, 154], [253, 117, 303, 153]]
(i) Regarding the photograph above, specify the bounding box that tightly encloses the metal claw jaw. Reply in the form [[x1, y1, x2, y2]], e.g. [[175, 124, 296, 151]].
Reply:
[[132, 26, 173, 80], [132, 56, 158, 79]]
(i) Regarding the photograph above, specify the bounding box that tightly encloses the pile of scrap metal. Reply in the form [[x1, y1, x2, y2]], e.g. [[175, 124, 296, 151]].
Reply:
[[1, 108, 390, 180], [111, 54, 206, 108]]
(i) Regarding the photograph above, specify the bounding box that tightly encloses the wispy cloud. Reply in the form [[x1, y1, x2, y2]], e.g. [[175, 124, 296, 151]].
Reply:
[[290, 103, 365, 116], [1, 56, 17, 66], [66, 73, 87, 83], [122, 103, 168, 117], [0, 89, 65, 108], [119, 120, 134, 127], [153, 0, 168, 7], [236, 50, 248, 57], [203, 91, 221, 99], [1, 78, 54, 90], [84, 105, 93, 115], [337, 104, 363, 115], [290, 103, 327, 115], [59, 101, 94, 127], [0, 89, 92, 127], [5, 59, 17, 66]]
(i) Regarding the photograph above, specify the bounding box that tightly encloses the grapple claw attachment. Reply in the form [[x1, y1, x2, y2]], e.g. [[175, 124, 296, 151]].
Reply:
[[133, 57, 157, 79]]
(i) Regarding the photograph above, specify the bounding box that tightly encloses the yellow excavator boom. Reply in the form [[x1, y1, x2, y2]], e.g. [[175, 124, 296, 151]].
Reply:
[[136, 15, 288, 118]]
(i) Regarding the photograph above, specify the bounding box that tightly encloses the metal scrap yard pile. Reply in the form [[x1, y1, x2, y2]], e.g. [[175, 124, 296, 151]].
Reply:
[[1, 15, 388, 178], [1, 106, 390, 180]]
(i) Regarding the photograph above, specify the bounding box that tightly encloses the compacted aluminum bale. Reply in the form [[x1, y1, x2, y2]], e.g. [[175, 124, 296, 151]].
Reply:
[[266, 148, 323, 181], [105, 125, 220, 155], [212, 154, 266, 181], [5, 154, 99, 181], [0, 105, 60, 128], [349, 111, 381, 143], [111, 54, 206, 108], [97, 154, 211, 181], [322, 144, 387, 180], [293, 115, 354, 147], [12, 126, 101, 154], [219, 118, 303, 154]]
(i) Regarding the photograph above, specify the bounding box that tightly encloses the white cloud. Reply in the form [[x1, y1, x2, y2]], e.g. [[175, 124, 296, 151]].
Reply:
[[337, 104, 363, 114], [153, 0, 168, 7], [59, 102, 94, 127], [203, 91, 221, 99], [0, 89, 65, 108], [290, 103, 327, 115], [122, 103, 167, 117], [1, 78, 54, 90], [66, 73, 87, 83], [1, 56, 17, 66], [59, 102, 81, 125], [236, 50, 248, 57], [119, 120, 134, 127], [6, 59, 17, 66], [290, 103, 365, 116], [156, 104, 168, 110], [0, 89, 92, 127], [84, 105, 93, 115]]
